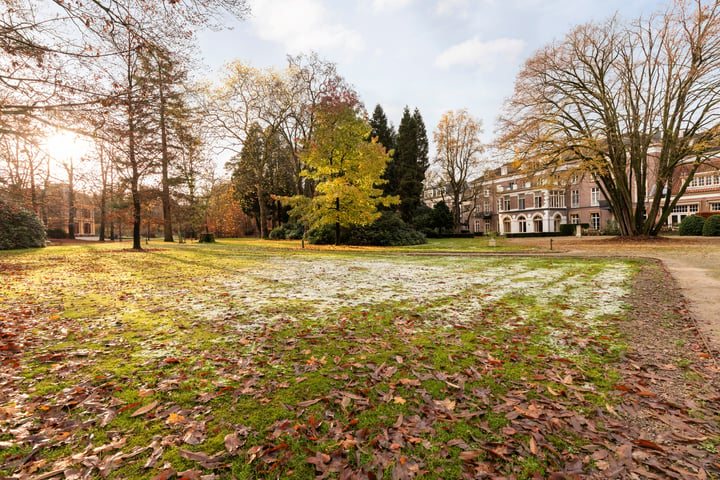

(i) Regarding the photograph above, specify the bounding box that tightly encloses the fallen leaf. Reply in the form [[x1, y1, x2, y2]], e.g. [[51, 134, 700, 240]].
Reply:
[[130, 400, 159, 417]]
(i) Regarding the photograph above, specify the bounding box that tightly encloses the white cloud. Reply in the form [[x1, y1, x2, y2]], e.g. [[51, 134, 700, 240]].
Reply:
[[435, 0, 471, 17], [434, 37, 525, 70], [250, 0, 365, 54], [372, 0, 414, 12]]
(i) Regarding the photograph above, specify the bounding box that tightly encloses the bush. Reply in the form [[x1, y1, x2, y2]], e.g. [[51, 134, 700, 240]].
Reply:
[[0, 199, 46, 250], [702, 214, 720, 236], [601, 219, 621, 236], [46, 228, 69, 239], [678, 214, 705, 236], [308, 212, 426, 246], [307, 223, 337, 245], [269, 223, 305, 240]]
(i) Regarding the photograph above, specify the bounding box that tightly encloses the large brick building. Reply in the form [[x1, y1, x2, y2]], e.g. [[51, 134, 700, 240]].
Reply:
[[424, 155, 720, 235]]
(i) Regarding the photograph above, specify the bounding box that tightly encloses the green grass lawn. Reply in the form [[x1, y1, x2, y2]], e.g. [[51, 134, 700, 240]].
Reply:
[[0, 241, 715, 479]]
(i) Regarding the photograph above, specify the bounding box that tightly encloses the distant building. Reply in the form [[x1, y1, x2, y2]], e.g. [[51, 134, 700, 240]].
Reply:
[[424, 152, 720, 235], [43, 183, 96, 236]]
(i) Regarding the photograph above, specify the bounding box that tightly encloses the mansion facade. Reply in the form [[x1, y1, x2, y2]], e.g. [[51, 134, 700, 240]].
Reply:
[[424, 156, 720, 236]]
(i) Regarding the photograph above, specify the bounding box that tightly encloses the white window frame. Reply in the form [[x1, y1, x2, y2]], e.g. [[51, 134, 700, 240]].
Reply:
[[590, 188, 600, 207], [518, 216, 527, 233], [534, 194, 543, 209], [549, 190, 565, 208]]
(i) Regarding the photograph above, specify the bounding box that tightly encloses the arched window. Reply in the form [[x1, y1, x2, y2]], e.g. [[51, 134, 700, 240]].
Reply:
[[533, 216, 543, 233], [553, 214, 562, 232], [503, 217, 512, 234], [518, 216, 527, 233]]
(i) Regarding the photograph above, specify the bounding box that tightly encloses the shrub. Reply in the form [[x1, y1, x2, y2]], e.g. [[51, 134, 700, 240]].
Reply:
[[46, 228, 69, 239], [678, 214, 705, 236], [0, 199, 46, 250], [308, 212, 426, 246], [269, 223, 305, 240], [702, 214, 720, 236], [307, 223, 337, 245], [601, 219, 621, 236]]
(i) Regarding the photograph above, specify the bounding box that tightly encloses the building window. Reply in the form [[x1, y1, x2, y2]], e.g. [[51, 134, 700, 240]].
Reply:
[[533, 216, 543, 232], [571, 214, 580, 224], [503, 218, 512, 234], [549, 190, 565, 208], [554, 214, 562, 232], [503, 197, 511, 211], [689, 204, 699, 213], [484, 201, 490, 214], [590, 188, 600, 207], [474, 220, 481, 233], [484, 187, 490, 197], [711, 202, 720, 211], [509, 182, 516, 191], [714, 174, 720, 186], [498, 198, 503, 212], [518, 197, 526, 210], [571, 190, 579, 208], [484, 221, 491, 232], [571, 174, 579, 184], [534, 194, 543, 209], [518, 216, 527, 233], [591, 213, 600, 230]]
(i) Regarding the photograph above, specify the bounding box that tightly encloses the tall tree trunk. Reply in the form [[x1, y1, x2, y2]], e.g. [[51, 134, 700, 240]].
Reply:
[[67, 158, 75, 239], [126, 50, 142, 250], [158, 62, 174, 242], [335, 196, 340, 246], [453, 191, 461, 233], [129, 98, 142, 249], [256, 185, 268, 238], [98, 148, 108, 242], [41, 157, 49, 226], [132, 173, 141, 249], [99, 190, 107, 242]]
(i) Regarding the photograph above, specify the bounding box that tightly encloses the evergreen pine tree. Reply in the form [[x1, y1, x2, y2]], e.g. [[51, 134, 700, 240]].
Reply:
[[395, 106, 429, 223], [369, 105, 397, 198]]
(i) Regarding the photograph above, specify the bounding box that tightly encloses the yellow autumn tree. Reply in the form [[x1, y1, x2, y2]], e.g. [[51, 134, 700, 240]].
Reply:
[[283, 96, 397, 245]]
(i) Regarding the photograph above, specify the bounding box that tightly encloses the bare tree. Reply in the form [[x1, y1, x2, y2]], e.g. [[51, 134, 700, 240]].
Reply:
[[497, 0, 720, 236], [433, 109, 485, 233]]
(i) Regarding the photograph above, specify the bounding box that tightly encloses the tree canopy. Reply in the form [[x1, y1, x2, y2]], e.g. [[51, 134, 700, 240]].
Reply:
[[283, 97, 397, 245], [433, 109, 484, 233], [497, 0, 720, 236]]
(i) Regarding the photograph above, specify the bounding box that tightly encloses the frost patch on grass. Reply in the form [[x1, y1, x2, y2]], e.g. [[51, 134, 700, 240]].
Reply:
[[168, 257, 635, 336]]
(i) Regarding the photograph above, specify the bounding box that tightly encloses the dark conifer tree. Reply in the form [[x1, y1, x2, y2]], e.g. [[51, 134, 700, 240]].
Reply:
[[369, 104, 397, 198], [395, 106, 429, 223]]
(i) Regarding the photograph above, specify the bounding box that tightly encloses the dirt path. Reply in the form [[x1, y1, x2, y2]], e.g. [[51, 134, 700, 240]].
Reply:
[[654, 252, 720, 352], [508, 236, 720, 353]]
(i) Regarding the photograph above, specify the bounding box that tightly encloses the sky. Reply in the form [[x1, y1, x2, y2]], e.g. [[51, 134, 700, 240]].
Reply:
[[196, 0, 666, 148]]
